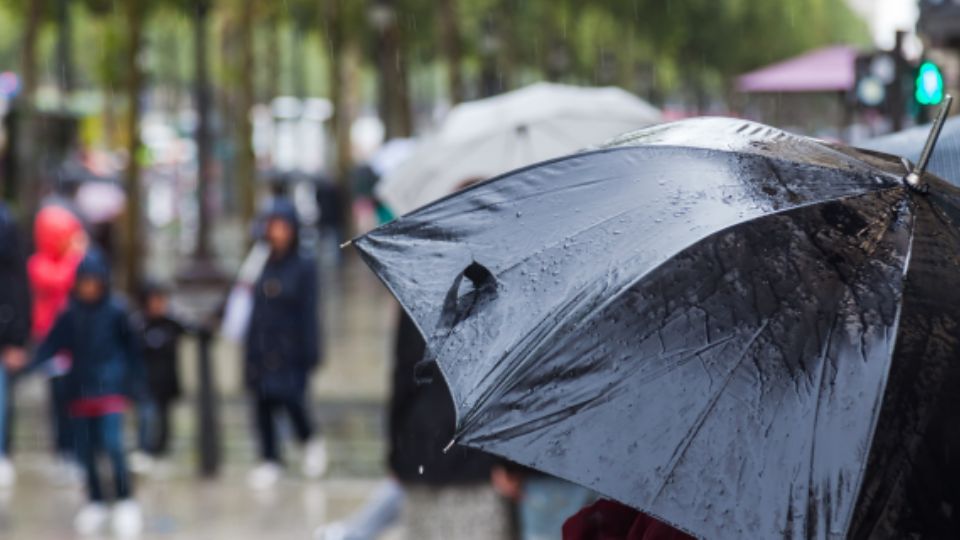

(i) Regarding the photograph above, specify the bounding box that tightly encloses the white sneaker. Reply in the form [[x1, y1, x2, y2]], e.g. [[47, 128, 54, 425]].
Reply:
[[74, 503, 109, 535], [112, 499, 144, 538], [128, 451, 154, 475], [247, 461, 282, 490], [302, 437, 329, 479], [0, 457, 16, 488]]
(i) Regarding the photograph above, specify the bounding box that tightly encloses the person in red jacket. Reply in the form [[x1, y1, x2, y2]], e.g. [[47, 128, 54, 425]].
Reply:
[[28, 206, 86, 340], [26, 205, 87, 479]]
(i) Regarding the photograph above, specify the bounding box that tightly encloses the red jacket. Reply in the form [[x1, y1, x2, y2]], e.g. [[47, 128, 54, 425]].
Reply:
[[28, 206, 84, 340]]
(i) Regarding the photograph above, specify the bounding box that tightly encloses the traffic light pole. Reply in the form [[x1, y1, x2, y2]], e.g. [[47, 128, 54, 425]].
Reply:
[[890, 31, 907, 132]]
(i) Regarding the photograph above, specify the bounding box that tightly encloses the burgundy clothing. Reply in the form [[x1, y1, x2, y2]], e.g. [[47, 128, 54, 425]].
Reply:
[[563, 499, 696, 540]]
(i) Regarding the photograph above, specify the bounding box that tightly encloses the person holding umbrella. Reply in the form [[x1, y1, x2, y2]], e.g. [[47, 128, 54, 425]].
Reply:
[[245, 198, 327, 489]]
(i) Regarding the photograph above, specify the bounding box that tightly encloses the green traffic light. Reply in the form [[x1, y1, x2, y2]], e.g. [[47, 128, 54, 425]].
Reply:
[[916, 61, 944, 106]]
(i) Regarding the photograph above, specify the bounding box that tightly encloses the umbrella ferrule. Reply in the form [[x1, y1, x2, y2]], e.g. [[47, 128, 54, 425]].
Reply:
[[442, 438, 456, 454], [904, 94, 954, 192]]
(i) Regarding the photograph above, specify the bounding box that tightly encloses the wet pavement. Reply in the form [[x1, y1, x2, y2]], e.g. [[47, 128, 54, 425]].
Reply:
[[0, 459, 399, 539]]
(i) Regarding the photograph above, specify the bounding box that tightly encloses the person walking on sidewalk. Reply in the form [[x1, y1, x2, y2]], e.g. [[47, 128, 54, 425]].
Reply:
[[25, 249, 147, 536], [245, 198, 327, 490], [0, 202, 30, 488]]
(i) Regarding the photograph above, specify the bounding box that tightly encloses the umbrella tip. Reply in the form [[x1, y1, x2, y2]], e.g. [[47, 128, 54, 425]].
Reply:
[[339, 239, 353, 249], [442, 438, 457, 453], [905, 94, 954, 191]]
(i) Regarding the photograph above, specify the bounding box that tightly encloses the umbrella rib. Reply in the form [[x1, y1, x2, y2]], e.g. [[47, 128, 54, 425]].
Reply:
[[799, 323, 835, 537], [651, 320, 771, 503]]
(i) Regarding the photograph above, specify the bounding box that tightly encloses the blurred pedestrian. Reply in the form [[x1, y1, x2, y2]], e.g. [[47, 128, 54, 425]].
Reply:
[[27, 205, 87, 482], [0, 202, 30, 488], [23, 249, 146, 536], [129, 281, 187, 475], [389, 309, 508, 540], [245, 198, 327, 489], [315, 176, 344, 265]]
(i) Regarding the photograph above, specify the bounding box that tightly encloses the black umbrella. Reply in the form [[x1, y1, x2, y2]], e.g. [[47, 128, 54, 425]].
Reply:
[[861, 115, 960, 186], [353, 115, 960, 539]]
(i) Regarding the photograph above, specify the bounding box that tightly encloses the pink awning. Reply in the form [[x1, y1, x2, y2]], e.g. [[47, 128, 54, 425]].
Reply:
[[737, 46, 860, 93]]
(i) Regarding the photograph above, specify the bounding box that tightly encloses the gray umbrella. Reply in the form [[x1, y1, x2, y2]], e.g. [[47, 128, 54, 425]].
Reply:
[[354, 116, 960, 539]]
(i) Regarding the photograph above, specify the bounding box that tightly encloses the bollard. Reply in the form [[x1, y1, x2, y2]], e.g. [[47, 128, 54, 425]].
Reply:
[[195, 326, 221, 478]]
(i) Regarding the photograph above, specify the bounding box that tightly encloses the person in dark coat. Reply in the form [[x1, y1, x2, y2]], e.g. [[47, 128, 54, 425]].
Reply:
[[133, 282, 186, 463], [25, 249, 146, 535], [0, 202, 30, 486], [388, 309, 509, 539], [245, 198, 326, 489]]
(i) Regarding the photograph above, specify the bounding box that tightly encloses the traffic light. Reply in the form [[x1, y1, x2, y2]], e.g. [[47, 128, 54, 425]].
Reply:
[[915, 61, 945, 106]]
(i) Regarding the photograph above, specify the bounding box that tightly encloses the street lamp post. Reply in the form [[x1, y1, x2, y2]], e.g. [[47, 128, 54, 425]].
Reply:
[[176, 2, 224, 479], [195, 0, 213, 264]]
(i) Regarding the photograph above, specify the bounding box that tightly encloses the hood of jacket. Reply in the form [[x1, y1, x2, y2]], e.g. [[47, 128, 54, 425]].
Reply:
[[260, 197, 300, 251], [34, 205, 82, 258]]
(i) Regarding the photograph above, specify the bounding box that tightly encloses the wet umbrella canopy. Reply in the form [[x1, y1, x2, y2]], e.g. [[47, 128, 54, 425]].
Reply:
[[353, 117, 960, 539]]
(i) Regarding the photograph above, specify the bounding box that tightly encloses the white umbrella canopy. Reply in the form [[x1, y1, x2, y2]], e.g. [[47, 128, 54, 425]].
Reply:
[[376, 82, 661, 215]]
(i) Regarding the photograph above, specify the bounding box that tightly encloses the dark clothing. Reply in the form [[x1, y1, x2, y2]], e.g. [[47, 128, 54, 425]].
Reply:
[[138, 397, 174, 456], [254, 393, 314, 463], [245, 199, 320, 463], [388, 309, 495, 485], [245, 200, 320, 398], [74, 413, 131, 501], [562, 499, 694, 540], [151, 399, 173, 456], [31, 251, 146, 405], [0, 203, 30, 349], [50, 377, 74, 455], [315, 181, 344, 229], [139, 315, 185, 402]]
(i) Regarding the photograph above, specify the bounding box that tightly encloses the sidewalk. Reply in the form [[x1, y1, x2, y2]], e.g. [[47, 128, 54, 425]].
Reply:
[[0, 460, 400, 539]]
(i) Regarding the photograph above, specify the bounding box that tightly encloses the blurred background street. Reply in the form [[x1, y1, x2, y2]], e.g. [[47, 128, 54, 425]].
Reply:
[[0, 0, 957, 539]]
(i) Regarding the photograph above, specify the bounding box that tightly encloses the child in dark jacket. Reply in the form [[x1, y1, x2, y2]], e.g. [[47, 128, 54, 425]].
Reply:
[[131, 282, 185, 470], [27, 250, 146, 536]]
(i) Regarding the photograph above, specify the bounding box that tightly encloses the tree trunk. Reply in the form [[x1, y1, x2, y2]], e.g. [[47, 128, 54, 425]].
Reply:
[[373, 0, 413, 139], [14, 0, 43, 212], [237, 0, 257, 226], [56, 0, 74, 99], [265, 10, 281, 102], [438, 0, 464, 104], [325, 0, 356, 235], [194, 0, 213, 261], [121, 0, 144, 295]]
